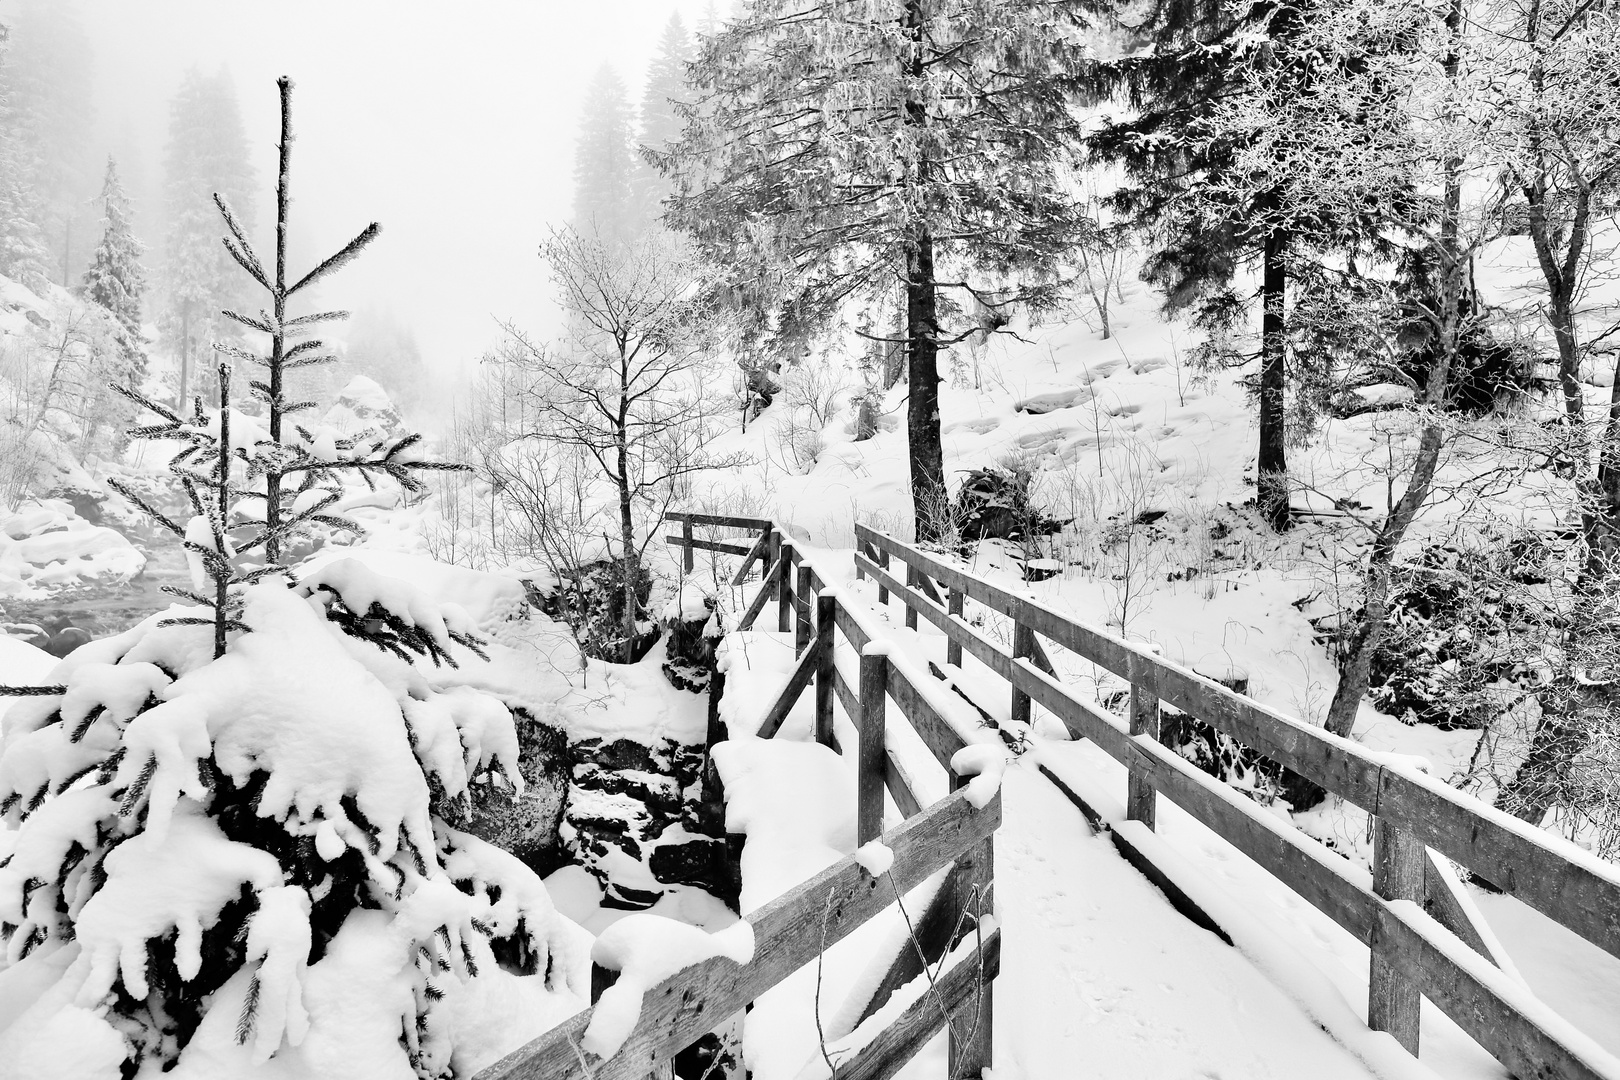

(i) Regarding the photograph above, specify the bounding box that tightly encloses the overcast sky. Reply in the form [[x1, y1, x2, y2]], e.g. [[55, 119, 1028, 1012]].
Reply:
[[76, 0, 710, 381]]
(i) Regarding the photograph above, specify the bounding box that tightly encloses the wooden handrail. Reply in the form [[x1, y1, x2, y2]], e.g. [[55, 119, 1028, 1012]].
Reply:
[[856, 523, 1620, 1078], [856, 524, 1620, 965], [475, 786, 999, 1080]]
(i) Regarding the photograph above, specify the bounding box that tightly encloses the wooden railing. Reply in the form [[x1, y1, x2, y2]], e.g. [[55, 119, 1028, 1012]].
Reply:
[[853, 523, 1620, 1080], [478, 516, 1000, 1080]]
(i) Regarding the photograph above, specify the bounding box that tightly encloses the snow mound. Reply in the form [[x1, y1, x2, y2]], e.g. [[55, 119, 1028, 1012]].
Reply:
[[0, 503, 144, 598]]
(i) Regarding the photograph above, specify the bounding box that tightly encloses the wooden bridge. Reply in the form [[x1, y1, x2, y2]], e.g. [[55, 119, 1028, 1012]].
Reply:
[[478, 511, 1620, 1080]]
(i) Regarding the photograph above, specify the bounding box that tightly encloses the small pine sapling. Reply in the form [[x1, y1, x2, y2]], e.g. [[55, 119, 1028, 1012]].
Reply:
[[0, 79, 580, 1077]]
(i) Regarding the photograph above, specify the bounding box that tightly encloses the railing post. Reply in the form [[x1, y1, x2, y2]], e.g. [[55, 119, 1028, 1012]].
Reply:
[[777, 536, 794, 634], [857, 647, 888, 845], [1126, 646, 1162, 829], [682, 517, 694, 574], [946, 589, 964, 668], [904, 566, 919, 630], [948, 766, 995, 1075], [795, 564, 813, 655], [815, 592, 836, 749], [1369, 818, 1423, 1053], [876, 550, 890, 606], [765, 532, 780, 597], [1011, 620, 1035, 726]]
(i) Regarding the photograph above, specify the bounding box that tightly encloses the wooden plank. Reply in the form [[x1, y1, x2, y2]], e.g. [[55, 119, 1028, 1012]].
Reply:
[[777, 538, 794, 634], [1126, 648, 1162, 829], [1379, 901, 1620, 1080], [682, 518, 694, 572], [885, 668, 968, 773], [859, 651, 889, 845], [913, 572, 945, 607], [1011, 621, 1035, 727], [831, 931, 1001, 1080], [850, 858, 987, 1028], [835, 602, 873, 654], [1010, 659, 1379, 943], [946, 831, 994, 1075], [815, 594, 837, 749], [946, 590, 964, 668], [474, 788, 1001, 1080], [1369, 819, 1424, 1053], [796, 564, 814, 655], [904, 566, 919, 631], [664, 511, 774, 530], [858, 526, 1620, 964], [737, 555, 785, 631], [1423, 849, 1518, 974], [835, 666, 922, 822], [662, 535, 756, 558], [755, 628, 826, 739], [855, 553, 1009, 682], [730, 529, 772, 585]]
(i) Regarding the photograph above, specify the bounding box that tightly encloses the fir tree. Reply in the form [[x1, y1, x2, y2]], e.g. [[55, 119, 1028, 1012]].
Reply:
[[82, 156, 148, 389], [572, 64, 639, 246], [0, 22, 48, 284], [162, 67, 256, 411], [666, 0, 1091, 541], [634, 12, 694, 219], [1082, 0, 1302, 530], [0, 0, 94, 287]]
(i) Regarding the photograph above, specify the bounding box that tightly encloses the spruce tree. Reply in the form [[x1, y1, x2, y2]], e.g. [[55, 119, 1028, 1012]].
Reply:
[[0, 0, 94, 287], [572, 64, 639, 246], [82, 156, 148, 390], [1081, 0, 1300, 530], [634, 13, 694, 219], [0, 22, 48, 284], [162, 68, 256, 410], [667, 0, 1091, 541]]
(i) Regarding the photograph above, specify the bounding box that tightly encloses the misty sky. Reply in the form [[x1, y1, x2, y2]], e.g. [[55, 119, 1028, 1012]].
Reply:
[[76, 0, 710, 382]]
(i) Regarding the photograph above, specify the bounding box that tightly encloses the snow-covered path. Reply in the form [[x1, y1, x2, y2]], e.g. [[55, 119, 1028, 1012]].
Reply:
[[995, 764, 1382, 1080]]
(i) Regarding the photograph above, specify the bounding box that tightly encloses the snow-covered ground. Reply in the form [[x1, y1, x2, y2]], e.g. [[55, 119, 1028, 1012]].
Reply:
[[3, 238, 1617, 1077]]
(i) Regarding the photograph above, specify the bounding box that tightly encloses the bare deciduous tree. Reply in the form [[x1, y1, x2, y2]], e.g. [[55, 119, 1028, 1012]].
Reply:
[[501, 226, 743, 662]]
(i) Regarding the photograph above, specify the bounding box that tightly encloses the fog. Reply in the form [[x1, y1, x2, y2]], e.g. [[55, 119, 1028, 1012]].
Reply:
[[76, 0, 709, 386]]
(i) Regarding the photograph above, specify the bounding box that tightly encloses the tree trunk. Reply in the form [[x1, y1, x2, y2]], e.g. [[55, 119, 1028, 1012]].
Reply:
[[1326, 33, 1464, 737], [1258, 225, 1290, 532], [617, 367, 639, 665], [178, 303, 191, 412], [906, 229, 946, 542], [1589, 369, 1620, 579], [901, 0, 946, 543]]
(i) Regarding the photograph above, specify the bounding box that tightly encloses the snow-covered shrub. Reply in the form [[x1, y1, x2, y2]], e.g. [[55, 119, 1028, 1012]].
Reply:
[[661, 584, 722, 693], [538, 559, 659, 664], [952, 461, 1065, 546], [0, 573, 581, 1076], [1364, 538, 1552, 729]]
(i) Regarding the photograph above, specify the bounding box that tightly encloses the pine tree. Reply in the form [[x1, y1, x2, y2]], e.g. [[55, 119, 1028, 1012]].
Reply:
[[634, 13, 694, 219], [572, 64, 640, 246], [82, 156, 148, 389], [162, 68, 256, 411], [667, 0, 1091, 541]]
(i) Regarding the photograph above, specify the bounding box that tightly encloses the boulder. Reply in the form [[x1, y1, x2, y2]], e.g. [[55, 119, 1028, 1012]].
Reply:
[[440, 707, 569, 874]]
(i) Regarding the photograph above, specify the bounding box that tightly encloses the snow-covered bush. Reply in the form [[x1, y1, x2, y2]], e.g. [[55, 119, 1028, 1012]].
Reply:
[[0, 572, 581, 1076], [1364, 538, 1553, 730], [952, 461, 1065, 546]]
